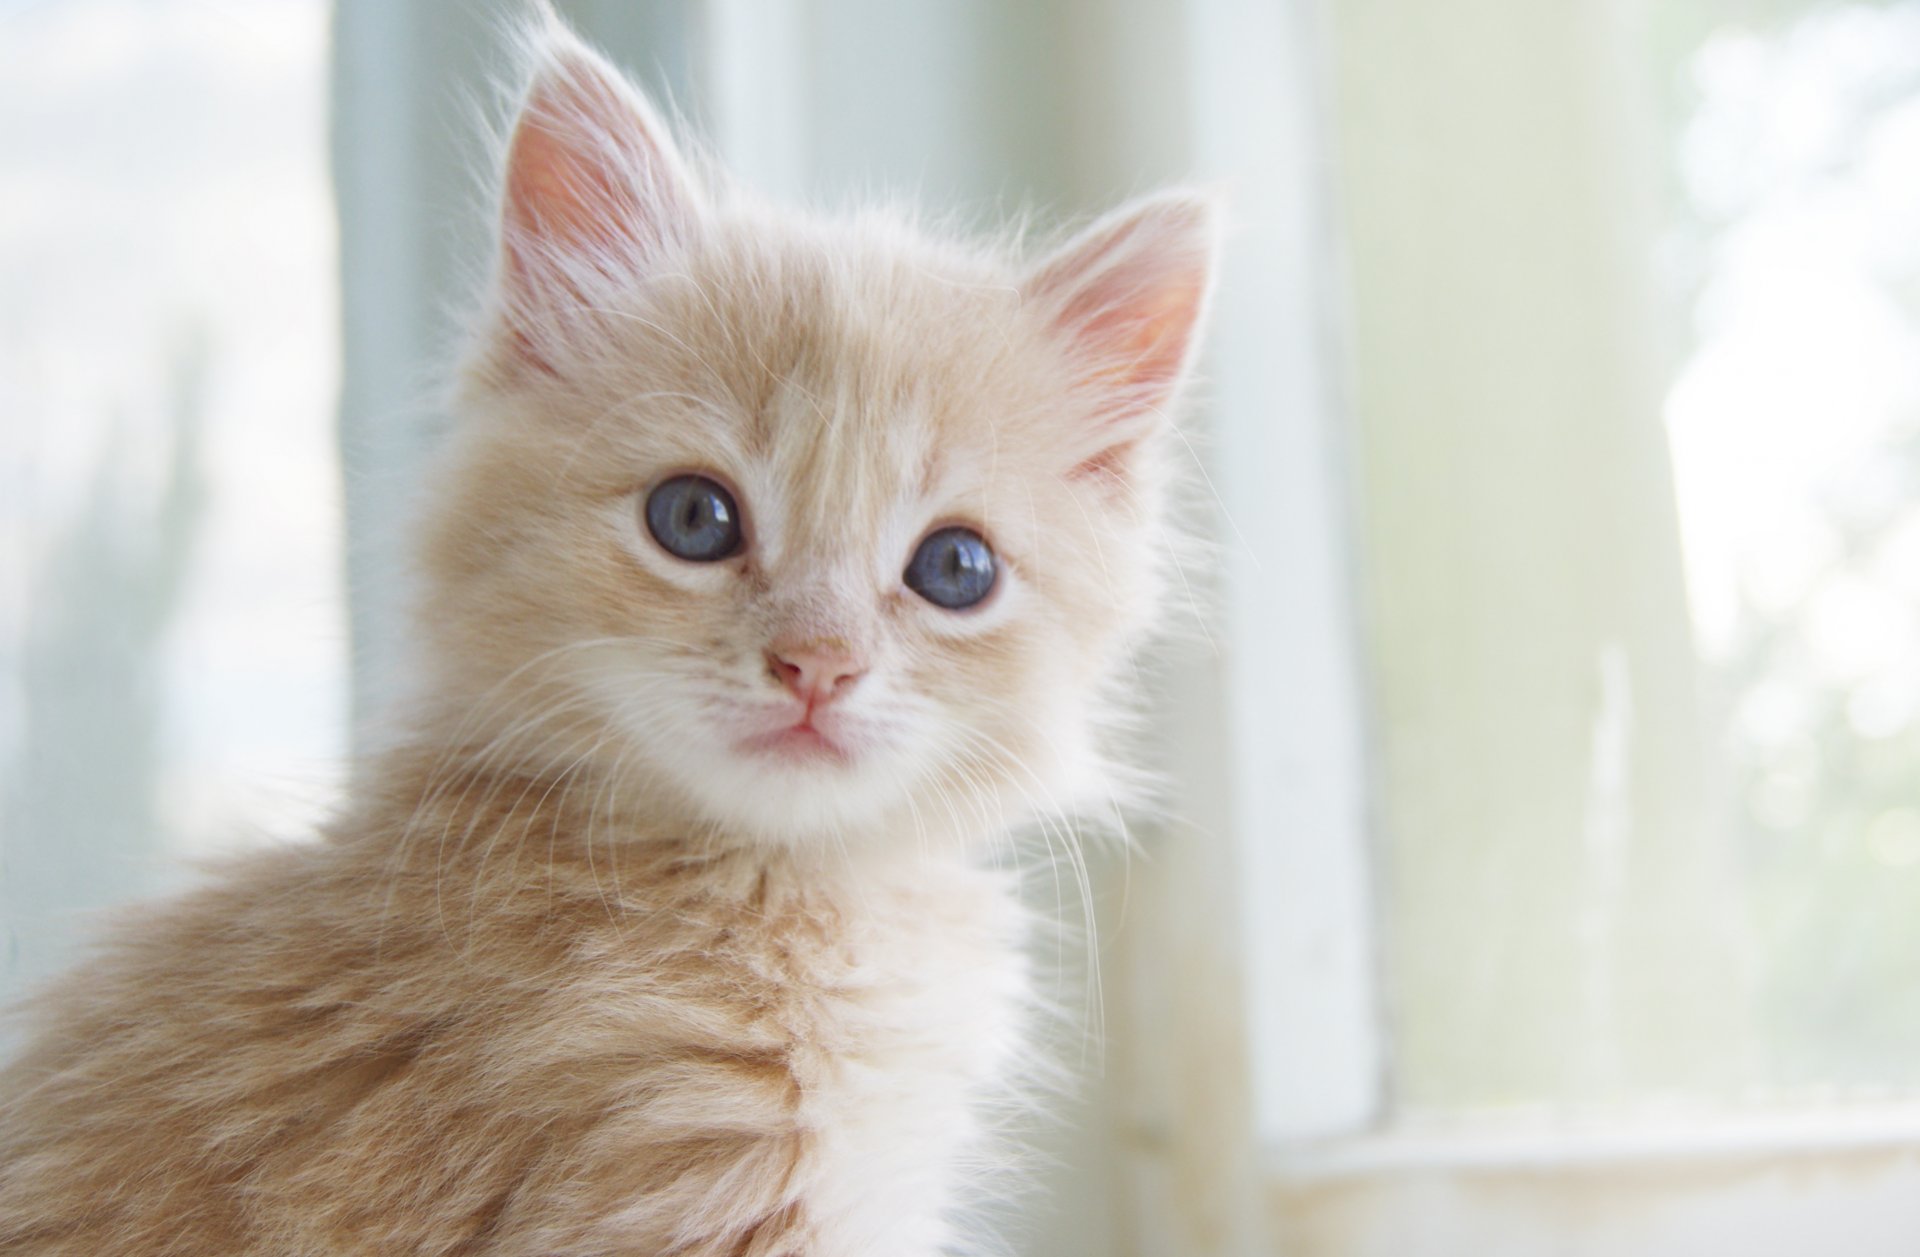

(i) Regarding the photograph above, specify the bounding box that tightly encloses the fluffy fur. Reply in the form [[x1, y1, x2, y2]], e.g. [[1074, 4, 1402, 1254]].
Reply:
[[0, 12, 1215, 1255]]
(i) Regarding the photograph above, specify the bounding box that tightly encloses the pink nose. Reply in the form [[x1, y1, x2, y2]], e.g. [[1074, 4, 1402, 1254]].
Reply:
[[766, 640, 865, 706]]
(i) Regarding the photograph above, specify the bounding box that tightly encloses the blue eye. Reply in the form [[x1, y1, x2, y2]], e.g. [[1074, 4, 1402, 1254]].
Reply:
[[645, 475, 743, 562], [905, 526, 996, 610]]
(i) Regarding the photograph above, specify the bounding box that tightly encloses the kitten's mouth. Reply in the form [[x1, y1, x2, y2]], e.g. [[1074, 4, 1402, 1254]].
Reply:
[[737, 719, 856, 766]]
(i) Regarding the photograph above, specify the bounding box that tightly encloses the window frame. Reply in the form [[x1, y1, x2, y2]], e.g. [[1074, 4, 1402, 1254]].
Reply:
[[1205, 0, 1920, 1252]]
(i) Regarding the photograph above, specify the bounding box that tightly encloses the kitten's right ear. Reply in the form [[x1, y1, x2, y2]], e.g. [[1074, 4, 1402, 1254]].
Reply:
[[492, 14, 701, 369]]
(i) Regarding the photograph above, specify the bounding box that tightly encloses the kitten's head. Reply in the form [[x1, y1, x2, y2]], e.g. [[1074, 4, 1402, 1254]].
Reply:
[[411, 17, 1215, 850]]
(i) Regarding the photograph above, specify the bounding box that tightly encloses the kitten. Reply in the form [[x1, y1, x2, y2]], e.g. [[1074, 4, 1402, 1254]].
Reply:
[[0, 12, 1213, 1255]]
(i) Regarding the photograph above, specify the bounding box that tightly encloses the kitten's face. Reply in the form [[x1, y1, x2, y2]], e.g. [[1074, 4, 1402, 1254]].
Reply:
[[413, 28, 1212, 849]]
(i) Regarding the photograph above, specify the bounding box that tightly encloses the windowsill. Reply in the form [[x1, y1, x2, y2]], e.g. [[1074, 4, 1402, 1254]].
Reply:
[[1267, 1102, 1920, 1180]]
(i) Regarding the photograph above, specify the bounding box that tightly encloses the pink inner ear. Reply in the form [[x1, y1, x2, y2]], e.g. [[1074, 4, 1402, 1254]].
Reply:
[[1068, 441, 1137, 485], [1031, 196, 1216, 458], [1058, 263, 1208, 398], [495, 38, 698, 364]]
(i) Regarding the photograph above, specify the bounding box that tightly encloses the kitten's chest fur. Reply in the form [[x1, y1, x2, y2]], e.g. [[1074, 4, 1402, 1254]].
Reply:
[[0, 781, 1031, 1257], [525, 824, 1033, 1253]]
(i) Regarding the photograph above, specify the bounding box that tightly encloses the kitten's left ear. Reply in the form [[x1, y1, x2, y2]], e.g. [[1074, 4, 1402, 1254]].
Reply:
[[1027, 191, 1218, 480], [492, 15, 702, 368]]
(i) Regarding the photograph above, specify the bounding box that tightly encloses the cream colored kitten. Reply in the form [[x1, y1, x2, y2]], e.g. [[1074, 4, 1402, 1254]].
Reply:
[[0, 13, 1213, 1256]]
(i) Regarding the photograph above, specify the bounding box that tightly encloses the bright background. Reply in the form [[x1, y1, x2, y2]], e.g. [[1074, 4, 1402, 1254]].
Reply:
[[6, 1, 1920, 1253]]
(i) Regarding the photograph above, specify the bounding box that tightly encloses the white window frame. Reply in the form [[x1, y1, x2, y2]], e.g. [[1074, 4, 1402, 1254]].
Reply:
[[1181, 1, 1920, 1254]]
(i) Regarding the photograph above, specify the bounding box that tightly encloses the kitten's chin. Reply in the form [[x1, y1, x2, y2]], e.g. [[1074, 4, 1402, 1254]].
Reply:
[[628, 703, 1036, 852], [637, 718, 910, 849], [683, 759, 904, 850]]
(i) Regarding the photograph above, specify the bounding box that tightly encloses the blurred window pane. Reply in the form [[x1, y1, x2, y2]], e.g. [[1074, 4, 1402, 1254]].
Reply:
[[1335, 0, 1920, 1121], [1670, 1, 1920, 1096], [0, 0, 344, 1007]]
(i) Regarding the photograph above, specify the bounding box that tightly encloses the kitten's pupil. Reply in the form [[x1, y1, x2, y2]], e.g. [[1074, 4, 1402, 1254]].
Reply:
[[645, 475, 743, 562]]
